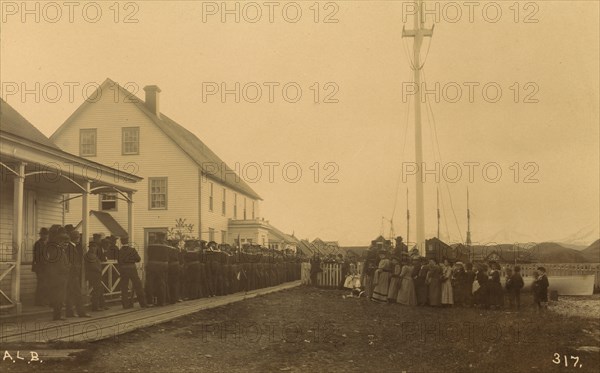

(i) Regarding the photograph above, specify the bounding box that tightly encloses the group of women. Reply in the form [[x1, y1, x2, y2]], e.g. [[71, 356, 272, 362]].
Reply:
[[348, 249, 524, 309]]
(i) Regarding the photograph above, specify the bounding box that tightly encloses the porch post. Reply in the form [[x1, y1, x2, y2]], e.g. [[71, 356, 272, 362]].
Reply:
[[12, 162, 25, 314], [127, 191, 134, 244], [81, 180, 90, 292]]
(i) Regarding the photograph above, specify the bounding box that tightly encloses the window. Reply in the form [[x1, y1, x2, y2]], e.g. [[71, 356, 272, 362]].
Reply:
[[209, 182, 214, 211], [100, 193, 118, 211], [252, 200, 255, 219], [243, 198, 247, 219], [80, 129, 97, 156], [122, 127, 139, 155], [149, 178, 168, 209], [208, 228, 215, 242], [233, 193, 238, 219], [247, 238, 252, 244], [221, 188, 226, 215], [221, 230, 227, 244]]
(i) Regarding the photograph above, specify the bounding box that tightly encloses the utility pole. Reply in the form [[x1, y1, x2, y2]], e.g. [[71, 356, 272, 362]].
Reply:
[[403, 0, 434, 256]]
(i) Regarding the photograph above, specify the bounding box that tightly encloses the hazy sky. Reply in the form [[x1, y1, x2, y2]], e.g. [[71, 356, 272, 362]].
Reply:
[[1, 1, 599, 246]]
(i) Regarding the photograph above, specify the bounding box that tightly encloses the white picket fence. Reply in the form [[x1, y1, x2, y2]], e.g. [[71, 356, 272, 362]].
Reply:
[[301, 262, 363, 288]]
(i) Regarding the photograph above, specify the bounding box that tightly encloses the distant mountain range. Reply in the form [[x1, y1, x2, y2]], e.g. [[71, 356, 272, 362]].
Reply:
[[581, 239, 600, 262], [475, 225, 599, 251], [448, 241, 600, 263]]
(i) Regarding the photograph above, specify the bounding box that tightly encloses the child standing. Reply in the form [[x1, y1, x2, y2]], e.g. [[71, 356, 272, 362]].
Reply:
[[534, 267, 549, 311], [508, 266, 524, 310]]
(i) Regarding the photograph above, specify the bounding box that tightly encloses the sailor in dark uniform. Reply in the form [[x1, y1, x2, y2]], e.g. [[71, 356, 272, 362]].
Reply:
[[145, 233, 169, 306], [118, 236, 147, 309], [184, 240, 200, 299], [168, 242, 182, 304], [44, 225, 71, 320], [65, 230, 90, 317], [32, 227, 49, 306]]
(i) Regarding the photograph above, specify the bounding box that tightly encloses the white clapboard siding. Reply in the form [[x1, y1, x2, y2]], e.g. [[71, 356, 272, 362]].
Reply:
[[52, 82, 261, 256], [52, 86, 200, 258]]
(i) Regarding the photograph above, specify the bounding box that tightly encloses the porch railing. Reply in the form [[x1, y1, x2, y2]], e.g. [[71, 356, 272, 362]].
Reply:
[[0, 261, 17, 310]]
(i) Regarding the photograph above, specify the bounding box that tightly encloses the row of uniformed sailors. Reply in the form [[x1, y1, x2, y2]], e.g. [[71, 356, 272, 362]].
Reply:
[[143, 239, 302, 306]]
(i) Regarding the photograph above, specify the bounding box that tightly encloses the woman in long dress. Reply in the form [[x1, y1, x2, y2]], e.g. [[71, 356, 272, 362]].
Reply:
[[441, 259, 454, 306], [487, 262, 504, 309], [387, 256, 401, 303], [426, 259, 442, 307], [371, 251, 391, 303], [415, 258, 429, 306], [473, 263, 489, 308], [397, 258, 417, 306]]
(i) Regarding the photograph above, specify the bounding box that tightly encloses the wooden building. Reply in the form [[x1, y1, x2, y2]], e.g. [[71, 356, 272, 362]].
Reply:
[[0, 98, 140, 314], [51, 79, 263, 256]]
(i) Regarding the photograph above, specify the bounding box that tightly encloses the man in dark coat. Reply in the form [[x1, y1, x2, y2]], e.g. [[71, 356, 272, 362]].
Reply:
[[184, 240, 200, 300], [65, 230, 90, 317], [85, 241, 105, 311], [507, 265, 525, 310], [168, 244, 181, 304], [43, 225, 71, 320], [32, 227, 49, 306], [534, 266, 550, 311], [145, 233, 170, 306], [118, 236, 147, 309]]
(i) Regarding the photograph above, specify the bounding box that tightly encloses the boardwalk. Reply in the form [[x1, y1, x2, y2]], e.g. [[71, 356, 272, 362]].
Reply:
[[1, 281, 301, 343]]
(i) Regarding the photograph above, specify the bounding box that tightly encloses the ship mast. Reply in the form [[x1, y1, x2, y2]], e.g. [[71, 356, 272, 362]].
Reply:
[[403, 0, 434, 256], [437, 187, 440, 239], [466, 187, 472, 246], [406, 188, 410, 249]]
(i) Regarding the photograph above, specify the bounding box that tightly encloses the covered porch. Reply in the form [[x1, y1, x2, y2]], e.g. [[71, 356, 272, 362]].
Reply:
[[0, 132, 141, 315]]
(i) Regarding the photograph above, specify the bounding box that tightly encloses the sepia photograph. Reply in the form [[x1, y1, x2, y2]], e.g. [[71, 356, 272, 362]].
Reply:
[[0, 1, 599, 372]]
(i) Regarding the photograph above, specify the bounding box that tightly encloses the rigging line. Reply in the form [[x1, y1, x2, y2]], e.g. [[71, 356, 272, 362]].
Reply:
[[421, 71, 451, 242], [422, 69, 464, 243], [391, 73, 413, 221], [402, 37, 417, 71], [439, 185, 451, 241]]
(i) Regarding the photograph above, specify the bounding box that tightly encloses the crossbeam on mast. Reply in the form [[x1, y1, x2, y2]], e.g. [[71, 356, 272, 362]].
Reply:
[[402, 0, 434, 256]]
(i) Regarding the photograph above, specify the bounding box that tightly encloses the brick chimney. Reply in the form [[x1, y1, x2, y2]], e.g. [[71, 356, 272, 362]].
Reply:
[[144, 85, 161, 118]]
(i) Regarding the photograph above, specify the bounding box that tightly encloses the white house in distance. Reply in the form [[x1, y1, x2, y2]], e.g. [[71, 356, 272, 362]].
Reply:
[[0, 98, 140, 313], [51, 78, 269, 256]]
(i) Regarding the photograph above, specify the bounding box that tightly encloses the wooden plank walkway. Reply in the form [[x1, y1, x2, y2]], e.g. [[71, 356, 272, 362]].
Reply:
[[0, 281, 301, 343]]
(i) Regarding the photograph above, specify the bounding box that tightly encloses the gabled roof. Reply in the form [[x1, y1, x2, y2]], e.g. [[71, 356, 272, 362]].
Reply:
[[297, 239, 317, 256], [51, 79, 261, 200], [1, 98, 59, 149], [268, 224, 297, 243]]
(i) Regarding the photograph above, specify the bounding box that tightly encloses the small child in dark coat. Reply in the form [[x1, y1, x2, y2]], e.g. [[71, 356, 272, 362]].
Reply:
[[533, 266, 549, 311], [506, 266, 525, 310]]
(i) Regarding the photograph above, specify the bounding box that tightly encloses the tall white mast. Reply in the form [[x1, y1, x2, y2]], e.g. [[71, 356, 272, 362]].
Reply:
[[403, 0, 433, 256]]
